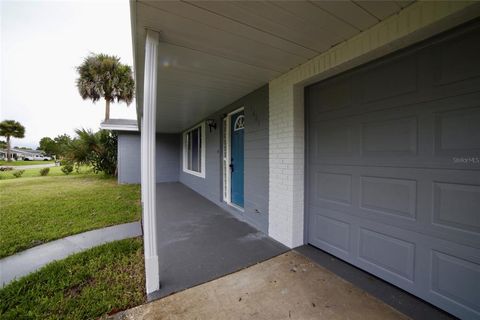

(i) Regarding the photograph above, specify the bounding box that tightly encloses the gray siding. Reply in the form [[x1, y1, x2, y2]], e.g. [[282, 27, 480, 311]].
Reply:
[[118, 132, 141, 184], [118, 132, 180, 184], [179, 85, 269, 233], [155, 133, 180, 183]]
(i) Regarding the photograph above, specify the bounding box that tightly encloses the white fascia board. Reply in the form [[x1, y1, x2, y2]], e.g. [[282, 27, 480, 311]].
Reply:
[[100, 123, 139, 132]]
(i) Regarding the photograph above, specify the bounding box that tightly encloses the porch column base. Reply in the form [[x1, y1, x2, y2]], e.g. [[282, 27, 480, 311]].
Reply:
[[145, 255, 160, 297]]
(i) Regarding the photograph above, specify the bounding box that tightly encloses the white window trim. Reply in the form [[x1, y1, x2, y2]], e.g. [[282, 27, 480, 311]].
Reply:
[[182, 122, 206, 178], [223, 107, 244, 209]]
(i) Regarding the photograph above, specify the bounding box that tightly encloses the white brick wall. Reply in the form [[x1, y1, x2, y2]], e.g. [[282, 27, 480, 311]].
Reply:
[[268, 1, 479, 248]]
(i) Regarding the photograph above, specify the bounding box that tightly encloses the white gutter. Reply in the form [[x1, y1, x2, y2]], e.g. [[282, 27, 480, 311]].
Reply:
[[100, 122, 138, 132]]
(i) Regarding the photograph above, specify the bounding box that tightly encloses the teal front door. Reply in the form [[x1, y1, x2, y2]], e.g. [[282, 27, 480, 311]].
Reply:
[[230, 111, 244, 207]]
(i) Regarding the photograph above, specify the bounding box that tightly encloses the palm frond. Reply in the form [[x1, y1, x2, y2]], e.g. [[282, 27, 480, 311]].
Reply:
[[76, 53, 134, 105]]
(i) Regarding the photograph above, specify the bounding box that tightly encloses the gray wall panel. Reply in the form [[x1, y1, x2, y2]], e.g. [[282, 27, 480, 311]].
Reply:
[[155, 133, 180, 183], [179, 86, 269, 233], [118, 133, 141, 184], [117, 132, 179, 184]]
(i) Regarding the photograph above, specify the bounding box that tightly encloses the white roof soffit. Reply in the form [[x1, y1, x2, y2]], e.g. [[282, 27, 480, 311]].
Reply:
[[131, 0, 413, 133]]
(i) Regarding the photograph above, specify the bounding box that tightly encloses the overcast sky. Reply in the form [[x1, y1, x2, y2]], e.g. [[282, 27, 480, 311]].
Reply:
[[1, 0, 136, 149]]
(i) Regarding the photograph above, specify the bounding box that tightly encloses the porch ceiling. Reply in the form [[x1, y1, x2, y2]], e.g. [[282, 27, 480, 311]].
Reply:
[[131, 0, 413, 133]]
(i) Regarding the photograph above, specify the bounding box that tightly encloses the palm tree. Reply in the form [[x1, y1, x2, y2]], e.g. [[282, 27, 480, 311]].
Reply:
[[0, 120, 25, 162], [76, 53, 135, 121]]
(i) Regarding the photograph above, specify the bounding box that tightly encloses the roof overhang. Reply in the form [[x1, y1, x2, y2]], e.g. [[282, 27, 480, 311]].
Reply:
[[100, 119, 139, 132], [131, 0, 413, 133]]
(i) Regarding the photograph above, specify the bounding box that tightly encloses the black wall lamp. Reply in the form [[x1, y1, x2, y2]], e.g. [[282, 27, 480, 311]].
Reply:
[[206, 119, 217, 132]]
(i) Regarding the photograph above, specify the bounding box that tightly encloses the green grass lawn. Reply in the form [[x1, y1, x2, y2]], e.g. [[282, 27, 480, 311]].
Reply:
[[0, 238, 145, 320], [0, 166, 80, 180], [0, 173, 141, 258], [0, 160, 55, 166]]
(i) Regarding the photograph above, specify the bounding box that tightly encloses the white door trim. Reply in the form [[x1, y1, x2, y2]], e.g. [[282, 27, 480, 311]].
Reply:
[[223, 107, 245, 210]]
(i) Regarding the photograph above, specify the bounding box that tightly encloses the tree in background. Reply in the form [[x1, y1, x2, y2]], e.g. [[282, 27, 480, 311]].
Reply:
[[0, 120, 25, 161], [38, 137, 56, 156], [76, 53, 135, 121], [53, 134, 72, 158], [67, 129, 117, 176], [38, 134, 72, 158], [0, 140, 6, 149]]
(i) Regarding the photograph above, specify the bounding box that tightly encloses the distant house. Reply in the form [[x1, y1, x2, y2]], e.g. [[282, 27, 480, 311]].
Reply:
[[0, 148, 45, 161], [103, 2, 480, 319]]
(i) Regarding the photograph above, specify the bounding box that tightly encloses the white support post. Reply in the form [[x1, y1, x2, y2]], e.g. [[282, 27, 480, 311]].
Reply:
[[141, 30, 159, 295]]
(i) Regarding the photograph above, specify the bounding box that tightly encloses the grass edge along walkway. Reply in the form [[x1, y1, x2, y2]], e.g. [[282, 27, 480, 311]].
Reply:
[[0, 173, 141, 258], [0, 238, 146, 320], [0, 222, 142, 287]]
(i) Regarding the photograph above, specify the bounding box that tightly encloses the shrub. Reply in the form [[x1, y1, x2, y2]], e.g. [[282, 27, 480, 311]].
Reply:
[[0, 167, 13, 171], [67, 129, 117, 176], [12, 170, 25, 178], [39, 167, 50, 176], [61, 164, 74, 175]]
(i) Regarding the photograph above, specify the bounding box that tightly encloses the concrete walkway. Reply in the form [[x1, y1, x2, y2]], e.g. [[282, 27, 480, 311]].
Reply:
[[112, 251, 409, 320], [0, 221, 142, 287], [0, 163, 56, 170]]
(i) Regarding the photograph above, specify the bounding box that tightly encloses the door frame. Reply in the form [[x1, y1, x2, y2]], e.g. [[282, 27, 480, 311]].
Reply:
[[223, 106, 245, 211]]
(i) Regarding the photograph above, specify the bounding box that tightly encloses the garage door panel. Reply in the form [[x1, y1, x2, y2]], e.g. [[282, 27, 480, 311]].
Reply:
[[309, 119, 358, 158], [358, 227, 416, 282], [312, 171, 353, 205], [310, 93, 480, 170], [309, 213, 351, 258], [306, 24, 480, 318], [307, 89, 424, 125], [359, 176, 417, 220], [360, 116, 418, 157], [309, 207, 420, 288], [359, 54, 419, 104], [308, 90, 480, 129], [432, 27, 480, 87], [417, 33, 480, 102], [307, 74, 354, 114], [309, 205, 480, 297], [432, 182, 480, 234], [308, 93, 480, 139], [309, 165, 480, 248], [433, 106, 480, 156], [431, 250, 480, 315]]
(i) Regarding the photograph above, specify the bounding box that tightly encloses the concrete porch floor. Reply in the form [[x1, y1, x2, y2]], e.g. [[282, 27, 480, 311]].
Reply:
[[150, 182, 288, 300], [112, 251, 409, 320]]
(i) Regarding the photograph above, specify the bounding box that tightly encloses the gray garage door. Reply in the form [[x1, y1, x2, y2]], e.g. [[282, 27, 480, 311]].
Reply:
[[306, 22, 480, 319]]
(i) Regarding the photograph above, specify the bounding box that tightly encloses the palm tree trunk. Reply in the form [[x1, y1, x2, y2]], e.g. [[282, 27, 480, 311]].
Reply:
[[105, 99, 110, 121], [6, 136, 11, 162]]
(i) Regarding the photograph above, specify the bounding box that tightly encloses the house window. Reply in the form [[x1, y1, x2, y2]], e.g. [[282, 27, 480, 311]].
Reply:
[[183, 122, 206, 178]]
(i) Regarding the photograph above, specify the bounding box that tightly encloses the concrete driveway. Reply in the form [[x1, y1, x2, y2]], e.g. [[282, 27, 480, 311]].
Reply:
[[112, 251, 409, 320]]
